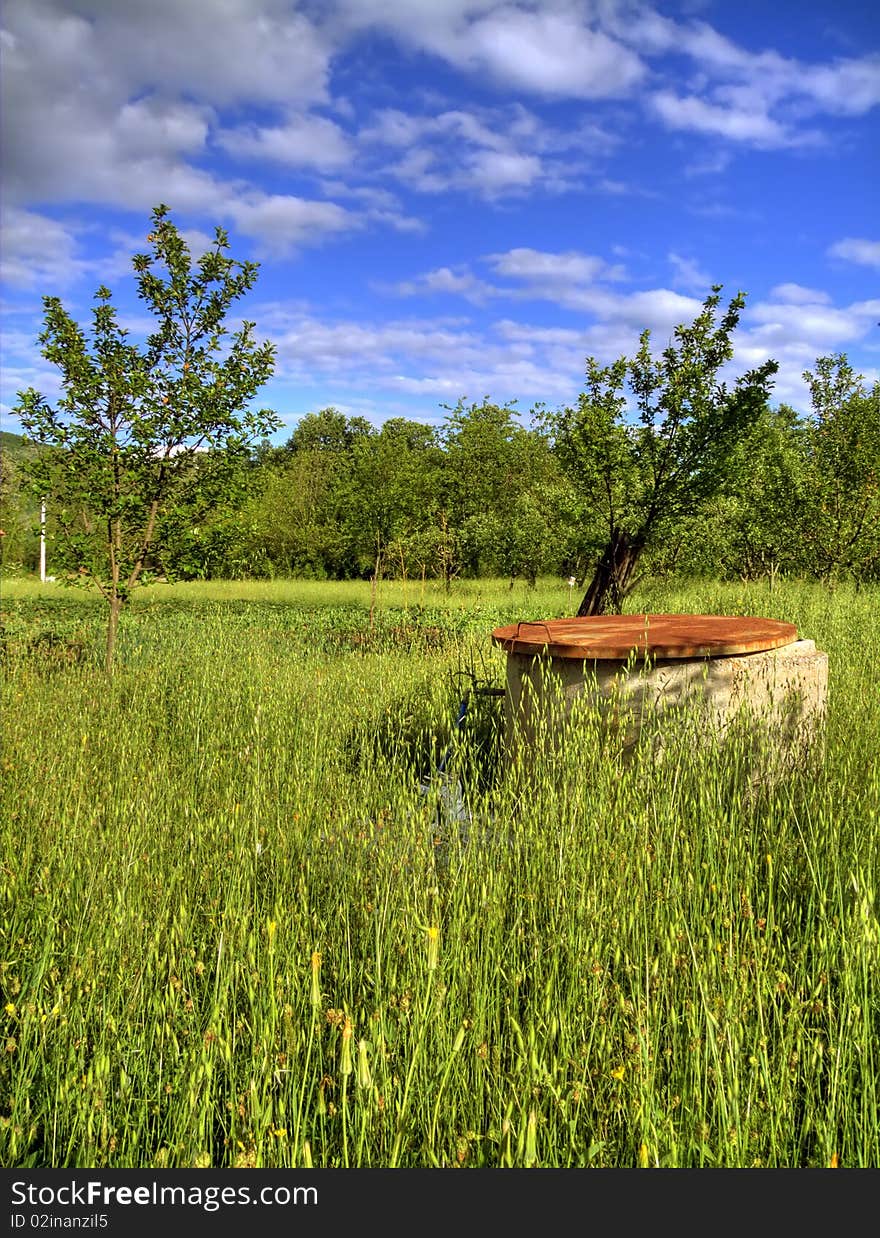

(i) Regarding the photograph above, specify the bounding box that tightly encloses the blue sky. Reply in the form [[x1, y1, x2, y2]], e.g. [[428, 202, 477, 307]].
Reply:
[[2, 0, 878, 442]]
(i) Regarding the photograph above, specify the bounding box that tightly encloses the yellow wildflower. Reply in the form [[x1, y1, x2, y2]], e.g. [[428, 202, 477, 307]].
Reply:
[[426, 924, 440, 971], [310, 952, 322, 1009], [340, 1017, 354, 1076]]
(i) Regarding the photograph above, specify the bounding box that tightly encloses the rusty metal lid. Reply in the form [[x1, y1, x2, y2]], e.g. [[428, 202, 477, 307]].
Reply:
[[491, 614, 798, 660]]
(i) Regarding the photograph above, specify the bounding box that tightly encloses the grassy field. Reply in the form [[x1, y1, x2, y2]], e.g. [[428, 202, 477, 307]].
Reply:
[[1, 575, 878, 1168]]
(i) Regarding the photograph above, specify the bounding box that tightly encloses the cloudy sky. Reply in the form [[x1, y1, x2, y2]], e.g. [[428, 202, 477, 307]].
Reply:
[[2, 0, 878, 439]]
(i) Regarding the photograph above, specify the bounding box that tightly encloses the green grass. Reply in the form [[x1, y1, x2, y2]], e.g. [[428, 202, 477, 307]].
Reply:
[[1, 575, 878, 1168]]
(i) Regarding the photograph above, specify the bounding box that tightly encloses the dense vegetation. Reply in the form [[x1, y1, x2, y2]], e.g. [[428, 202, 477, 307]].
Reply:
[[4, 348, 878, 593], [5, 207, 877, 658], [2, 210, 877, 1170], [1, 576, 877, 1168]]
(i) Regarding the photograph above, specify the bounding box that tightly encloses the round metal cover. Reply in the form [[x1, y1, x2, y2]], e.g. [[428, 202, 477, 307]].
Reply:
[[491, 614, 798, 661]]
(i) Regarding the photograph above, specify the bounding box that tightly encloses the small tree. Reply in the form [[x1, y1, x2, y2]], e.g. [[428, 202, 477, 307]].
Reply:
[[545, 287, 778, 614], [798, 354, 880, 583], [14, 204, 279, 669]]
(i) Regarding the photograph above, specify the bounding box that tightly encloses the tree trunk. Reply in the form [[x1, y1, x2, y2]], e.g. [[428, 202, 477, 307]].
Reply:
[[105, 594, 123, 673], [577, 530, 644, 616]]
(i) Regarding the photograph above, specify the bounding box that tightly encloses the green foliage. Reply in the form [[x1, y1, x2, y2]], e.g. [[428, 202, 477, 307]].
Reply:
[[284, 406, 374, 454], [1, 577, 878, 1168], [7, 210, 875, 604], [245, 410, 387, 579], [545, 288, 779, 612], [666, 404, 807, 583], [798, 355, 880, 582], [0, 432, 49, 572], [345, 418, 446, 578], [440, 399, 567, 584], [676, 361, 880, 586], [13, 204, 279, 667], [247, 448, 351, 578]]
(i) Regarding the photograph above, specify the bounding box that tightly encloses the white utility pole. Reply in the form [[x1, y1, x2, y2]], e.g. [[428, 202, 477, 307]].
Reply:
[[40, 498, 46, 582]]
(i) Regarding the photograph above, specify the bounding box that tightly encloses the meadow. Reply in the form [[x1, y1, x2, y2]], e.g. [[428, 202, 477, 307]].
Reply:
[[1, 575, 878, 1168]]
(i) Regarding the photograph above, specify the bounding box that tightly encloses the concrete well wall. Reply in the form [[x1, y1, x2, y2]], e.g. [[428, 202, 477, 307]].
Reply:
[[504, 639, 828, 773]]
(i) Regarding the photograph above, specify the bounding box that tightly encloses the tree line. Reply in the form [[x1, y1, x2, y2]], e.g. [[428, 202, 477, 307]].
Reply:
[[5, 355, 878, 590], [197, 350, 880, 597], [2, 205, 878, 667]]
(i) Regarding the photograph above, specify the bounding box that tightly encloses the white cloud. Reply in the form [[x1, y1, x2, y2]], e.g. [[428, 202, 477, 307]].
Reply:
[[1, 348, 66, 410], [4, 0, 877, 231], [115, 98, 212, 157], [493, 319, 585, 346], [631, 8, 880, 123], [0, 208, 144, 290], [264, 266, 880, 419], [827, 238, 880, 270], [769, 283, 832, 305], [382, 251, 713, 352], [387, 248, 706, 344], [480, 250, 700, 333], [389, 266, 497, 303], [469, 150, 544, 193], [613, 8, 880, 149], [668, 252, 712, 293], [683, 149, 732, 178], [360, 104, 602, 199], [747, 302, 864, 347], [463, 7, 645, 99], [0, 209, 88, 289], [0, 1, 369, 256], [798, 56, 880, 117], [606, 288, 703, 331], [735, 291, 880, 405], [335, 0, 645, 99], [270, 314, 486, 381], [280, 287, 740, 410], [227, 195, 359, 255], [233, 300, 584, 408], [486, 247, 624, 285], [32, 0, 333, 107], [314, 182, 425, 233], [177, 229, 222, 261], [2, 0, 878, 431], [217, 114, 355, 171], [650, 91, 800, 147], [0, 1, 333, 199]]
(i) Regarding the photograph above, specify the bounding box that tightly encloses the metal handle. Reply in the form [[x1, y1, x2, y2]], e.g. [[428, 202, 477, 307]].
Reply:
[[514, 620, 554, 642]]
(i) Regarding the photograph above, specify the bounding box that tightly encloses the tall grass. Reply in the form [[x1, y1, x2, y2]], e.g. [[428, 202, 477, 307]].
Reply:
[[1, 577, 878, 1167]]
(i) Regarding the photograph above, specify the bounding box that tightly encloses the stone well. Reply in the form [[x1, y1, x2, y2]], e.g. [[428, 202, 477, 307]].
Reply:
[[491, 614, 828, 774]]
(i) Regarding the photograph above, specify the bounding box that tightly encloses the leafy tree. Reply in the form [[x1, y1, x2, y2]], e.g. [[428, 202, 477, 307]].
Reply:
[[798, 355, 880, 583], [470, 432, 569, 586], [670, 403, 807, 583], [544, 287, 778, 614], [441, 400, 522, 554], [241, 409, 380, 579], [146, 447, 267, 581], [245, 449, 347, 577], [283, 407, 374, 454], [14, 204, 279, 669], [720, 403, 807, 581], [344, 418, 445, 578], [441, 400, 545, 576], [0, 434, 41, 569], [281, 409, 377, 577]]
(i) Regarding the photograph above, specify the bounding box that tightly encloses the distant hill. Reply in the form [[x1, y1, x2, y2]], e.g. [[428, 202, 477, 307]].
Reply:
[[0, 430, 34, 460]]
